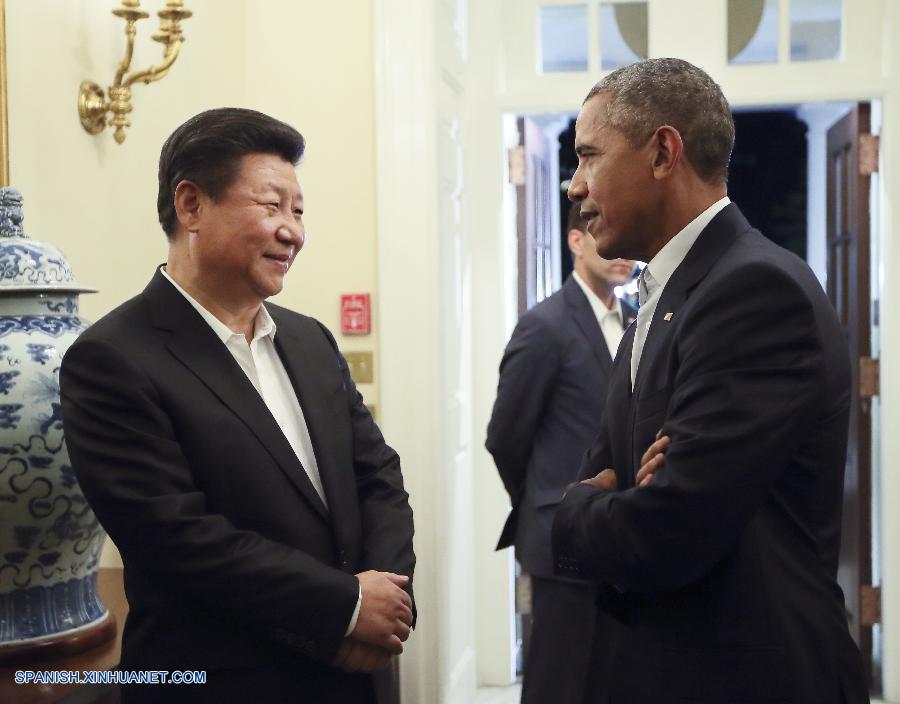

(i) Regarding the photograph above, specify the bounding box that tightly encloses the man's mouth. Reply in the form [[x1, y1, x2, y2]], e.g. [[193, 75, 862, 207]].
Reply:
[[263, 252, 292, 269]]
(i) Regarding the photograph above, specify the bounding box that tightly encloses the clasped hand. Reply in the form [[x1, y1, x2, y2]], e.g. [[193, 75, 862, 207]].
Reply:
[[332, 570, 413, 673], [580, 432, 671, 491]]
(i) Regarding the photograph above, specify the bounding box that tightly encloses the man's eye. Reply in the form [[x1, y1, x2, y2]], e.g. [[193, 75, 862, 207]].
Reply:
[[292, 209, 303, 220]]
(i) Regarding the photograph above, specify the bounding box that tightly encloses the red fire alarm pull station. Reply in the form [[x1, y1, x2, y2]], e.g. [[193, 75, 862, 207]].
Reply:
[[340, 293, 371, 335]]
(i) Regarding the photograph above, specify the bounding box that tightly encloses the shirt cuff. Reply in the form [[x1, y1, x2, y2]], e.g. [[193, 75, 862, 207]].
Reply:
[[344, 585, 362, 637]]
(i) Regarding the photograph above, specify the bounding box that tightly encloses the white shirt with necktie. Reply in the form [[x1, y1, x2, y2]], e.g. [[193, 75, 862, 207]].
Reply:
[[572, 270, 627, 360], [630, 196, 731, 388]]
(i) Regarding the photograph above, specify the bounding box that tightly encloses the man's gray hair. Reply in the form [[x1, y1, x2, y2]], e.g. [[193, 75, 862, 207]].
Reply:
[[585, 58, 735, 184]]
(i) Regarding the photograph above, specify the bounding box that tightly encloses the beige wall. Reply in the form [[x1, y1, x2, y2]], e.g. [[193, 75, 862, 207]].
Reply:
[[6, 0, 247, 321], [243, 1, 381, 394], [4, 0, 380, 566]]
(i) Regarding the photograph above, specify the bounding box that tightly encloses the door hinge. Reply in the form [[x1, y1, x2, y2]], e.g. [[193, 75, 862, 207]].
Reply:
[[860, 134, 880, 175], [508, 145, 526, 186], [860, 357, 880, 399], [861, 584, 881, 626]]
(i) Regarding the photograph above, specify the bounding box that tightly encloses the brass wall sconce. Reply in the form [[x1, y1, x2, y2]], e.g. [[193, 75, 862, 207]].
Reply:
[[78, 0, 191, 144]]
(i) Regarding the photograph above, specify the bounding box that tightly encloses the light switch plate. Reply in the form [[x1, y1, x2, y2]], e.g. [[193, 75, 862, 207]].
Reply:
[[344, 351, 374, 384]]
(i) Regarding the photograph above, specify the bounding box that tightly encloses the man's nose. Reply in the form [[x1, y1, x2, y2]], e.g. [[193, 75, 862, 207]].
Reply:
[[568, 167, 586, 202], [277, 218, 305, 250]]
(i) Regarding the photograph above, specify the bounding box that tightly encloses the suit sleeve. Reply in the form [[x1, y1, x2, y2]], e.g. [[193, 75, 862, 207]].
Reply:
[[60, 338, 359, 662], [316, 323, 417, 613], [574, 321, 633, 484], [552, 263, 836, 593], [575, 410, 615, 482], [485, 312, 560, 503]]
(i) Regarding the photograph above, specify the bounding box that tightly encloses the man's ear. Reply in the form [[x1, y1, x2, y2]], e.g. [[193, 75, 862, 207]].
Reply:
[[650, 125, 684, 181], [567, 228, 584, 259], [173, 180, 204, 233]]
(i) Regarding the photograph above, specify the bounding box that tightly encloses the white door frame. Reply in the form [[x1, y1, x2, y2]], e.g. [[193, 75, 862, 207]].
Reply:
[[374, 0, 477, 701]]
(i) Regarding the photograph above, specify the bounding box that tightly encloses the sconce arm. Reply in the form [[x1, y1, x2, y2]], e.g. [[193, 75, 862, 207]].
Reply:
[[78, 1, 191, 144], [123, 39, 183, 88], [113, 22, 139, 87]]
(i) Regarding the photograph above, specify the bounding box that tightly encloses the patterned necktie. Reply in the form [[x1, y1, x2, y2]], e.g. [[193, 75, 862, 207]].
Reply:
[[630, 266, 658, 387]]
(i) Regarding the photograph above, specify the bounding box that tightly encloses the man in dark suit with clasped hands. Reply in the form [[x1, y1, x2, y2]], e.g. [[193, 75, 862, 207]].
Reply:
[[60, 108, 415, 703], [552, 59, 868, 704]]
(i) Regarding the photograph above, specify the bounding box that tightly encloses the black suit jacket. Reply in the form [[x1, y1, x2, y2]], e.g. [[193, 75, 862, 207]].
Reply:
[[486, 275, 635, 579], [553, 205, 868, 703], [59, 269, 415, 700]]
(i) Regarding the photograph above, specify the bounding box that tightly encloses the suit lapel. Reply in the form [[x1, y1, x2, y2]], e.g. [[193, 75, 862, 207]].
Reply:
[[564, 276, 614, 376], [268, 310, 355, 530], [144, 270, 330, 523], [632, 284, 686, 396], [610, 322, 636, 490], [632, 204, 750, 396]]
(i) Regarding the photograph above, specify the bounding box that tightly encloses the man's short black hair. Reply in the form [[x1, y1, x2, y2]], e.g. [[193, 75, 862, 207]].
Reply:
[[584, 58, 734, 184], [157, 107, 306, 239]]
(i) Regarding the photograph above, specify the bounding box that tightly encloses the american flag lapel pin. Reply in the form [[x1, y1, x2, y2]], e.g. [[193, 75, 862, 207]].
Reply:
[[663, 312, 674, 321]]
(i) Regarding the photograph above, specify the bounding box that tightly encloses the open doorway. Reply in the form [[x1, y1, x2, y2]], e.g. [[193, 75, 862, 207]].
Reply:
[[558, 108, 810, 265], [501, 100, 883, 691]]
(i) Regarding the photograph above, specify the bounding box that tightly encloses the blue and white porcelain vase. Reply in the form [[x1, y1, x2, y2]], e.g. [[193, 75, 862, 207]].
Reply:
[[0, 187, 112, 662]]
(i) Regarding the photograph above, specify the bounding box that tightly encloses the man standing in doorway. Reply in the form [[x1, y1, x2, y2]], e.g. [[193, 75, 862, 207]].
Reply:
[[60, 108, 415, 703], [553, 58, 867, 703], [486, 201, 635, 704]]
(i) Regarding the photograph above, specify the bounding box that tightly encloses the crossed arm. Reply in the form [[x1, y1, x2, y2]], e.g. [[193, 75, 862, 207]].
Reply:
[[580, 432, 671, 494], [553, 263, 827, 593]]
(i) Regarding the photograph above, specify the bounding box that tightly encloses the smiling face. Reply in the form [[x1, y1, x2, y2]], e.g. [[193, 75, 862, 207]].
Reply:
[[567, 93, 661, 262], [190, 153, 305, 307]]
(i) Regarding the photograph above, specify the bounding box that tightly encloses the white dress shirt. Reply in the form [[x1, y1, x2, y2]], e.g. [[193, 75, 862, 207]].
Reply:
[[572, 271, 626, 359], [161, 267, 362, 635], [630, 196, 731, 387]]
